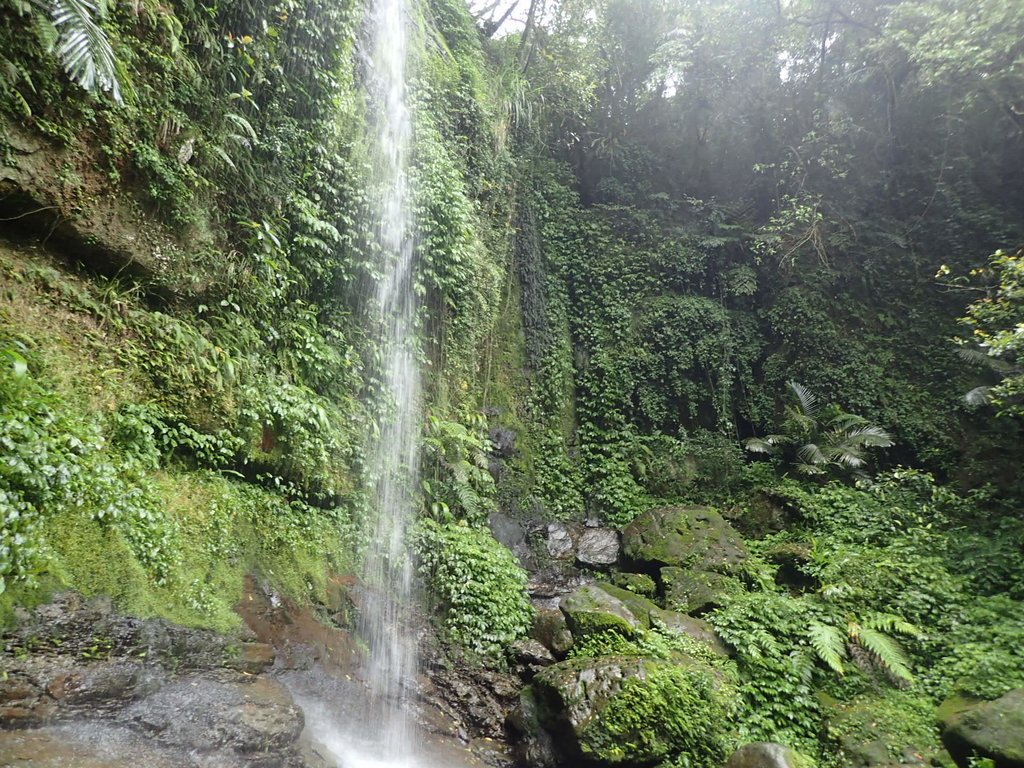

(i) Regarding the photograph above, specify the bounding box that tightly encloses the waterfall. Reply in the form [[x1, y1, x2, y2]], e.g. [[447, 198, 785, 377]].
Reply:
[[359, 0, 421, 759]]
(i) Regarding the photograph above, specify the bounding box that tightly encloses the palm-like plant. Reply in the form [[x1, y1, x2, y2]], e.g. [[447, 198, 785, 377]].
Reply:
[[744, 382, 893, 477], [5, 0, 122, 102]]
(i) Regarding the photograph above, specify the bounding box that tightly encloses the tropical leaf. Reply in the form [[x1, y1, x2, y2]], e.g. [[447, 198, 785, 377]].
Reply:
[[743, 435, 785, 454], [808, 621, 846, 675], [44, 0, 122, 102], [787, 381, 820, 419], [796, 442, 827, 466], [844, 425, 894, 447], [850, 624, 914, 683]]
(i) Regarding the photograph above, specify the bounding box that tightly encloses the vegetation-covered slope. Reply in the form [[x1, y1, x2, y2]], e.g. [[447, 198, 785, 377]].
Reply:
[[1, 0, 1023, 765]]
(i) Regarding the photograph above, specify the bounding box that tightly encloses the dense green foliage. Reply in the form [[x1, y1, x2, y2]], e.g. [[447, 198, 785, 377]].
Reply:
[[412, 517, 533, 658], [2, 0, 1024, 763], [707, 471, 1024, 759]]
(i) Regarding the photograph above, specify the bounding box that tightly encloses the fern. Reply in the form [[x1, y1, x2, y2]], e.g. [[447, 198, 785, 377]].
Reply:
[[849, 623, 914, 683], [864, 612, 921, 639], [808, 621, 846, 675]]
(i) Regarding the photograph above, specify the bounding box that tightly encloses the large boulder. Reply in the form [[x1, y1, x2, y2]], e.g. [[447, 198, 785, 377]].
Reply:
[[660, 566, 741, 615], [622, 506, 747, 573], [560, 585, 645, 639], [941, 689, 1024, 767], [524, 654, 736, 765], [725, 742, 814, 768], [576, 528, 620, 568], [649, 608, 731, 657]]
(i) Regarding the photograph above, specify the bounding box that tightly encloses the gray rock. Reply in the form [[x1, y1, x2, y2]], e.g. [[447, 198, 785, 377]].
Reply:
[[126, 674, 304, 754], [546, 522, 579, 559], [941, 689, 1024, 768], [512, 638, 556, 667], [46, 661, 143, 706], [575, 528, 620, 568]]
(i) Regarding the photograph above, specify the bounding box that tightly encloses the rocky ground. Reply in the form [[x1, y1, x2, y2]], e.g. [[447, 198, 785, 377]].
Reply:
[[0, 586, 508, 768]]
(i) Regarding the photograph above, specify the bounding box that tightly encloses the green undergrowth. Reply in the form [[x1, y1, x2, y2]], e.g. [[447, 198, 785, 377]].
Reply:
[[0, 241, 357, 631], [412, 516, 533, 660], [705, 470, 1024, 763]]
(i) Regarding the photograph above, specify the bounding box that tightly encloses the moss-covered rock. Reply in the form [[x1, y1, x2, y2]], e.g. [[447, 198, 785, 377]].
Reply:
[[940, 689, 1024, 768], [650, 608, 731, 657], [530, 654, 737, 765], [532, 610, 575, 657], [594, 583, 659, 628], [610, 572, 657, 597], [508, 686, 560, 768], [560, 584, 644, 639], [622, 506, 747, 574], [660, 566, 741, 614], [820, 690, 948, 768]]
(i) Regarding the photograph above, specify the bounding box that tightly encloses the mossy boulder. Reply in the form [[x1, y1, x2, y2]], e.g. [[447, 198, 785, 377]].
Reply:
[[508, 686, 560, 768], [560, 585, 645, 639], [725, 742, 816, 768], [660, 566, 741, 614], [610, 572, 657, 597], [532, 610, 575, 657], [622, 506, 747, 574], [594, 583, 659, 628], [529, 654, 737, 765], [940, 689, 1024, 768], [650, 608, 731, 657]]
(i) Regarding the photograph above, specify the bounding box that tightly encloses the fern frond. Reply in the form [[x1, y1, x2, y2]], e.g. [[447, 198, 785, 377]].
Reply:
[[865, 613, 921, 638], [452, 481, 481, 519], [788, 381, 820, 419], [46, 0, 122, 102], [808, 621, 846, 675], [853, 626, 914, 683]]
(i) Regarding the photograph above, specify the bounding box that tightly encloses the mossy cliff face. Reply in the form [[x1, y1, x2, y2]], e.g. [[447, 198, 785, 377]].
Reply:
[[0, 0, 518, 631]]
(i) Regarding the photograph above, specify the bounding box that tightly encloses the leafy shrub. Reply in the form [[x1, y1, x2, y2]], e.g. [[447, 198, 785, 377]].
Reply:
[[583, 660, 738, 766], [412, 517, 532, 659], [0, 349, 177, 589]]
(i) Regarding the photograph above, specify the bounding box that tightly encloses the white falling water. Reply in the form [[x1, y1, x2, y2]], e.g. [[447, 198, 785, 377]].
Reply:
[[358, 0, 421, 760]]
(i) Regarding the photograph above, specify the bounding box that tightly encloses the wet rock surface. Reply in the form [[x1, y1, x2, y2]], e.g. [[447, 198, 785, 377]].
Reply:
[[0, 592, 308, 767]]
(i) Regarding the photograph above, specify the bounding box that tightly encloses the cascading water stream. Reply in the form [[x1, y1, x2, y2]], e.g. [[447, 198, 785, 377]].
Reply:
[[279, 0, 427, 764], [358, 0, 421, 760]]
